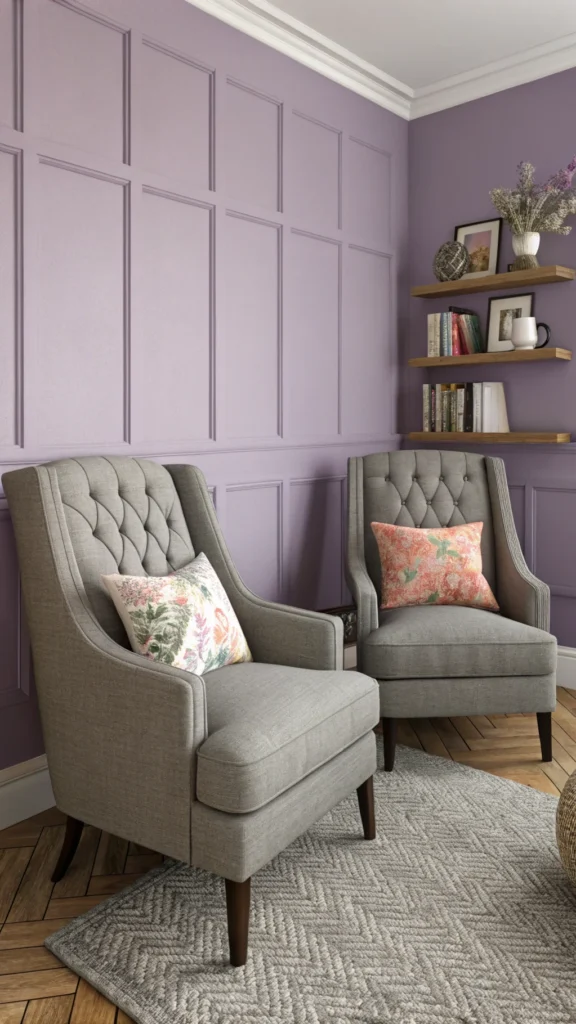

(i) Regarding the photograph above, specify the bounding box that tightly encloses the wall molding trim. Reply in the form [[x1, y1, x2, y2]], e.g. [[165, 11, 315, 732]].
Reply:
[[185, 0, 413, 119], [0, 755, 55, 830], [186, 0, 576, 120]]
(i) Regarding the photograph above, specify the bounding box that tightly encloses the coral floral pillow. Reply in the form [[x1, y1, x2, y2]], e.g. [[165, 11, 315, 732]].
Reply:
[[102, 552, 252, 676], [371, 521, 499, 611]]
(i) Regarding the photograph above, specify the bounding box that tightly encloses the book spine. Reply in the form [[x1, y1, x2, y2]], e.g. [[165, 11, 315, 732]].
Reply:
[[456, 386, 465, 432], [482, 383, 493, 431], [473, 382, 482, 431], [451, 314, 462, 356], [427, 314, 440, 357], [441, 390, 450, 432], [430, 385, 436, 431], [450, 383, 458, 432], [434, 384, 443, 431], [464, 383, 474, 431], [456, 314, 469, 355], [427, 315, 434, 357], [422, 384, 431, 431], [440, 313, 452, 356]]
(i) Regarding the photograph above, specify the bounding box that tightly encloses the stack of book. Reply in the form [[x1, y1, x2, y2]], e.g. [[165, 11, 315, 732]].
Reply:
[[428, 309, 483, 356], [422, 382, 509, 433]]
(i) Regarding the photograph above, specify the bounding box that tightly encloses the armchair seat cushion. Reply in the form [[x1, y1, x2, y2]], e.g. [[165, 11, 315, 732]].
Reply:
[[196, 663, 378, 814], [362, 605, 556, 680]]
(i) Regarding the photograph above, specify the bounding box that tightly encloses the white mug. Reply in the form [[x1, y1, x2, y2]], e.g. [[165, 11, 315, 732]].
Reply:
[[511, 316, 551, 350]]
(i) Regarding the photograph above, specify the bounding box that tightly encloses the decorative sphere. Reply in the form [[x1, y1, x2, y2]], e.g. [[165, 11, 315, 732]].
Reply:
[[557, 771, 576, 887], [433, 241, 470, 282]]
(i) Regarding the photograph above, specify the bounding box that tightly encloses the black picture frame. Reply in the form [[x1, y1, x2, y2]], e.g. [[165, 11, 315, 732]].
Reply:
[[454, 217, 503, 278], [487, 291, 535, 352]]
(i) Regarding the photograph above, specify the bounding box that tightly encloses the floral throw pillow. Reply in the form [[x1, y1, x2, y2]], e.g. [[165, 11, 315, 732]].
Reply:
[[102, 553, 252, 675], [371, 521, 499, 612]]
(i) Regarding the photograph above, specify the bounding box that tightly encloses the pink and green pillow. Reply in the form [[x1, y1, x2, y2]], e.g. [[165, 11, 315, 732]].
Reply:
[[371, 521, 499, 611]]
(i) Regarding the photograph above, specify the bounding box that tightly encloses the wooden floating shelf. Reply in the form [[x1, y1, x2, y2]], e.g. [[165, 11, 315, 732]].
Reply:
[[411, 265, 575, 298], [408, 432, 571, 445], [408, 347, 572, 367]]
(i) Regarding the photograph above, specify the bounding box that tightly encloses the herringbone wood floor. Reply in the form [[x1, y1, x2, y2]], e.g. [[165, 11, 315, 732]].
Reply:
[[2, 689, 576, 1022]]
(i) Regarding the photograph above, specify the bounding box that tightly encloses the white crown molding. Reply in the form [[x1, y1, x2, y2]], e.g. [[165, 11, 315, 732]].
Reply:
[[411, 33, 576, 119], [0, 754, 55, 829], [186, 0, 576, 121], [184, 0, 413, 119]]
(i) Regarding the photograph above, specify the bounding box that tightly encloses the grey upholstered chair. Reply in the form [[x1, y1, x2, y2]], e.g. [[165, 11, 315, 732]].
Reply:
[[4, 457, 379, 966], [346, 450, 557, 771]]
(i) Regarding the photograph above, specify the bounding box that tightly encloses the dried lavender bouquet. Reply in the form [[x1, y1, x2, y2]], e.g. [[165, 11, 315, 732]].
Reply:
[[490, 158, 576, 268]]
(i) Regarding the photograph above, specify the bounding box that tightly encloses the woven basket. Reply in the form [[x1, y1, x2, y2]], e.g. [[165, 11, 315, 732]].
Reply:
[[557, 771, 576, 886]]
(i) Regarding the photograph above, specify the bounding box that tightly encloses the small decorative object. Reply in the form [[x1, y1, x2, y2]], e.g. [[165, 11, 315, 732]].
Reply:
[[321, 604, 357, 644], [491, 158, 576, 270], [454, 218, 501, 278], [487, 293, 534, 352], [511, 316, 551, 350], [433, 241, 470, 282], [557, 769, 576, 888]]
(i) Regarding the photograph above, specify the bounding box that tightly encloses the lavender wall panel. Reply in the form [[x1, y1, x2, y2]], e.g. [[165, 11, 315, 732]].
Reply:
[[137, 40, 213, 189], [342, 248, 392, 436], [134, 189, 213, 444], [33, 0, 127, 162], [33, 159, 127, 447], [0, 0, 407, 768], [0, 148, 18, 448], [225, 482, 282, 602], [285, 231, 340, 437], [533, 486, 576, 593], [223, 212, 281, 439], [289, 477, 345, 609], [224, 80, 281, 212], [289, 113, 340, 231]]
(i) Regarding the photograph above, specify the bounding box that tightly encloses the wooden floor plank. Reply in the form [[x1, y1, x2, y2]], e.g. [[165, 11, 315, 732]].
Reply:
[[0, 921, 71, 951], [541, 759, 569, 793], [465, 737, 542, 752], [0, 970, 77, 1004], [115, 1013, 135, 1024], [0, 824, 41, 851], [124, 854, 162, 874], [557, 687, 576, 712], [22, 995, 74, 1024], [44, 896, 106, 921], [433, 717, 469, 752], [87, 875, 142, 897], [0, 947, 61, 976], [469, 715, 496, 734], [449, 717, 482, 742], [396, 719, 423, 750], [51, 828, 100, 901], [0, 1004, 27, 1024], [0, 850, 34, 925], [69, 979, 116, 1024], [92, 835, 128, 878], [7, 829, 64, 924], [409, 719, 451, 759], [24, 813, 66, 830]]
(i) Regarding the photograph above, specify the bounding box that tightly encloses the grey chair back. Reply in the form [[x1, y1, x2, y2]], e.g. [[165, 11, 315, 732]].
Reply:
[[44, 456, 196, 645], [349, 450, 496, 601]]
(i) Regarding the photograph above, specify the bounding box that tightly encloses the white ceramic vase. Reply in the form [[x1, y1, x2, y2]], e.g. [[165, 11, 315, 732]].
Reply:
[[511, 231, 540, 271]]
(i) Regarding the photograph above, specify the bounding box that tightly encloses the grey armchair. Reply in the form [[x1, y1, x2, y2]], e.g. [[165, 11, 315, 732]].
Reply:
[[3, 456, 379, 966], [346, 450, 556, 771]]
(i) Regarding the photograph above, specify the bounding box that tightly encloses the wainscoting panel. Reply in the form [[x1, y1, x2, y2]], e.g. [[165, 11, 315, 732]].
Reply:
[[532, 485, 576, 597], [134, 188, 214, 444], [224, 79, 282, 213], [223, 212, 281, 440], [138, 39, 214, 188], [285, 230, 340, 437], [225, 481, 283, 602], [32, 158, 128, 447], [33, 0, 128, 163], [289, 112, 341, 231], [0, 0, 406, 771]]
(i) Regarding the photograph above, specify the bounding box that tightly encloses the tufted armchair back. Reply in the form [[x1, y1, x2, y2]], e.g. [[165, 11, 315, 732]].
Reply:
[[48, 456, 196, 644], [353, 450, 496, 598]]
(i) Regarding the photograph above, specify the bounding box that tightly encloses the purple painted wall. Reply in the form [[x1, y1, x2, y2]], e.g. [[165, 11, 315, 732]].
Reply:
[[0, 0, 407, 768], [406, 67, 576, 647]]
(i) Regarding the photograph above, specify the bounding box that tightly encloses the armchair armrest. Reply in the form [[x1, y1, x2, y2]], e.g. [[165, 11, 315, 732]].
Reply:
[[167, 465, 343, 670], [346, 458, 379, 648], [486, 457, 550, 631], [3, 465, 208, 863]]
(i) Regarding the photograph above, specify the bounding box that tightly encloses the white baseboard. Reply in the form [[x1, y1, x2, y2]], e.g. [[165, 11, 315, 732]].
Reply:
[[0, 755, 55, 830]]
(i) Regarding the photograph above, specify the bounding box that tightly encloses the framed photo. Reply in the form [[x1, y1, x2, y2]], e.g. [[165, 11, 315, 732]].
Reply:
[[454, 218, 502, 278], [487, 293, 534, 352]]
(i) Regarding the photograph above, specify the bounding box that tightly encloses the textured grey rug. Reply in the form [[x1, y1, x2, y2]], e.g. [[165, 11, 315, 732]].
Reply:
[[47, 747, 576, 1024]]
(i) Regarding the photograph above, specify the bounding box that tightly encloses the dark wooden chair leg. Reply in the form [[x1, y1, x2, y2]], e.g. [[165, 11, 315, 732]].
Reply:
[[51, 815, 84, 883], [537, 711, 553, 762], [225, 877, 251, 967], [357, 776, 376, 840], [382, 717, 397, 772]]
